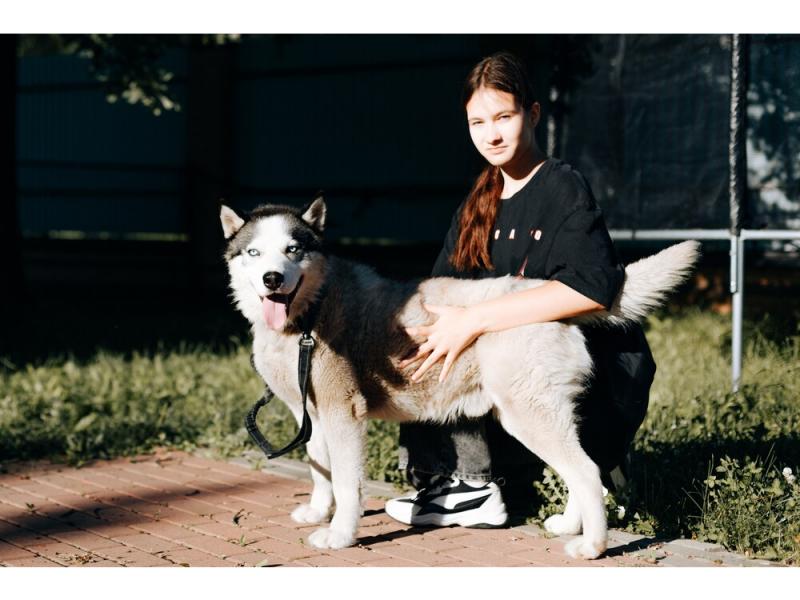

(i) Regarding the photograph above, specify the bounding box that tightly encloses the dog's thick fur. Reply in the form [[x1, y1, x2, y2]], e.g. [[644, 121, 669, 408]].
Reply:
[[220, 197, 699, 559]]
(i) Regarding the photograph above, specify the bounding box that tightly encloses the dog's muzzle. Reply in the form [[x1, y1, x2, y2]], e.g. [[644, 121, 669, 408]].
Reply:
[[261, 276, 303, 330]]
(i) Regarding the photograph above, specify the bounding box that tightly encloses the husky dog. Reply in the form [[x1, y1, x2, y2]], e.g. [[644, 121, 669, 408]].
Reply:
[[220, 196, 699, 559]]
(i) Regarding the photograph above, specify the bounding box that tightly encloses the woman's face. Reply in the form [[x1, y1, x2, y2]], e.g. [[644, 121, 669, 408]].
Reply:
[[466, 86, 539, 169]]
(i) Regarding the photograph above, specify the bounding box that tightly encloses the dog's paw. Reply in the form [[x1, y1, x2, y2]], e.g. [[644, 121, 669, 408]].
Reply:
[[564, 536, 606, 560], [307, 527, 355, 549], [544, 513, 582, 536], [291, 503, 330, 524]]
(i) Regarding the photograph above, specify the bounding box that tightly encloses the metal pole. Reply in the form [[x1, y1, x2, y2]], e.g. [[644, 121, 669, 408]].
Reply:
[[608, 229, 800, 242], [729, 33, 749, 393], [741, 230, 800, 240], [609, 229, 730, 240], [730, 235, 744, 392]]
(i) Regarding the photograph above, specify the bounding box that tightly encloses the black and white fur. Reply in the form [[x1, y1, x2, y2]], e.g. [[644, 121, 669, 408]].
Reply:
[[220, 196, 700, 559]]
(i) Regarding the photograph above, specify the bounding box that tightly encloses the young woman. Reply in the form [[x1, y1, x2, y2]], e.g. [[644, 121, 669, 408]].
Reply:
[[385, 51, 656, 527]]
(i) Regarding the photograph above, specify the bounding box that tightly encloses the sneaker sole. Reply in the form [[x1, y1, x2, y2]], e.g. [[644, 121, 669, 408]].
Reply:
[[464, 521, 508, 529], [397, 512, 508, 529]]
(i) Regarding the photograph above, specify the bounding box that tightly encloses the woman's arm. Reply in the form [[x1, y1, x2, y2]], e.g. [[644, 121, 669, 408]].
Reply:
[[471, 279, 605, 332], [403, 279, 605, 382]]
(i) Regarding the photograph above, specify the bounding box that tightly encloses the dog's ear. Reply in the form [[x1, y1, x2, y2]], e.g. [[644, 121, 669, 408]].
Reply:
[[301, 194, 326, 232], [220, 204, 245, 239]]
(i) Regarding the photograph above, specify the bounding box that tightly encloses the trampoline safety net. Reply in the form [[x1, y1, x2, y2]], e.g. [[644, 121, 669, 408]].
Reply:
[[554, 34, 800, 233]]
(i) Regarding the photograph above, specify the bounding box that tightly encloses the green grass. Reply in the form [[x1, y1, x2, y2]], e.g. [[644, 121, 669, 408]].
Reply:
[[0, 342, 262, 464], [629, 309, 800, 563], [1, 309, 798, 563]]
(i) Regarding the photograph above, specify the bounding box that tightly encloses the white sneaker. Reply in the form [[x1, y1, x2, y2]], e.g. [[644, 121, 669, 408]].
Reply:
[[385, 475, 508, 528]]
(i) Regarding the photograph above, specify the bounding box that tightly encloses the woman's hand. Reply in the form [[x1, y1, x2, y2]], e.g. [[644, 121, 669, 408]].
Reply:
[[400, 304, 485, 383], [400, 283, 605, 384]]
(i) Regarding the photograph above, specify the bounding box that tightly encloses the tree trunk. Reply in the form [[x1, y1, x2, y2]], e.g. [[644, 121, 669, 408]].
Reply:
[[0, 34, 25, 314], [184, 42, 235, 293]]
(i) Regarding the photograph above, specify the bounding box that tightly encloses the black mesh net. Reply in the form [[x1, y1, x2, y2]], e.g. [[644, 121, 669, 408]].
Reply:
[[555, 34, 800, 232]]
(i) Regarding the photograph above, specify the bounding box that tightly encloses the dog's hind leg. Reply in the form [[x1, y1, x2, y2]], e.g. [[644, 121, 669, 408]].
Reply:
[[291, 412, 334, 525], [543, 490, 582, 536], [493, 402, 607, 559], [307, 402, 366, 550]]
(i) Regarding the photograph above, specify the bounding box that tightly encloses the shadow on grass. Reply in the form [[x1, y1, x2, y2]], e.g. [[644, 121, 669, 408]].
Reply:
[[629, 432, 800, 537]]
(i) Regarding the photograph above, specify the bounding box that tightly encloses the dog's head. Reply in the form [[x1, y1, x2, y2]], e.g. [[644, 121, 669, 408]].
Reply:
[[220, 195, 328, 331]]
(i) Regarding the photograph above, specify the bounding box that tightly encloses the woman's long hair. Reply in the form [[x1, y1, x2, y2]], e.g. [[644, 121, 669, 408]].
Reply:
[[450, 52, 537, 272]]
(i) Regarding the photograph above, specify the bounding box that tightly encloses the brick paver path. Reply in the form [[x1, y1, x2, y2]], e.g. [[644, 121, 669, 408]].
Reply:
[[0, 451, 693, 567]]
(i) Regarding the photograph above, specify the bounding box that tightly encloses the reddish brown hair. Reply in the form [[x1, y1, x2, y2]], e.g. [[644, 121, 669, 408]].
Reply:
[[450, 52, 537, 272]]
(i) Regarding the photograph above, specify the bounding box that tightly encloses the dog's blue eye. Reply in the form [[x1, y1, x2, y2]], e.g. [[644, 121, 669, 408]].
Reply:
[[287, 245, 300, 254], [246, 248, 260, 257]]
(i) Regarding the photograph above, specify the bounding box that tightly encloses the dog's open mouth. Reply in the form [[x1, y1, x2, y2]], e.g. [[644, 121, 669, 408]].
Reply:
[[262, 276, 303, 330]]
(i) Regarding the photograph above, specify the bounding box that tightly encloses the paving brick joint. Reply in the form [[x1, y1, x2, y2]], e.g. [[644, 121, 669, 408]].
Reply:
[[0, 450, 778, 568]]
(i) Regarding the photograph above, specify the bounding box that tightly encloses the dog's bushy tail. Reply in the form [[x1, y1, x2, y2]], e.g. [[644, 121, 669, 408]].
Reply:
[[572, 240, 701, 328]]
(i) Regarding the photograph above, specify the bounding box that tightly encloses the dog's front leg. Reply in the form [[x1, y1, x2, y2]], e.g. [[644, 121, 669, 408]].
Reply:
[[307, 404, 366, 550], [291, 414, 333, 524]]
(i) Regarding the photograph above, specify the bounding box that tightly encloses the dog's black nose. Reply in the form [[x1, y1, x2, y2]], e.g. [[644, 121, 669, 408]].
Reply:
[[262, 271, 284, 291]]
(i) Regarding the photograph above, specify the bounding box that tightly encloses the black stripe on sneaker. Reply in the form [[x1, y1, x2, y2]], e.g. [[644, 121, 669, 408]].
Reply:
[[415, 493, 492, 516], [416, 481, 489, 501], [395, 481, 491, 506]]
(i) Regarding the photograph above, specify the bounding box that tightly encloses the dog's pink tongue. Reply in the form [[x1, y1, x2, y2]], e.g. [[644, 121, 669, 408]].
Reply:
[[263, 297, 288, 330]]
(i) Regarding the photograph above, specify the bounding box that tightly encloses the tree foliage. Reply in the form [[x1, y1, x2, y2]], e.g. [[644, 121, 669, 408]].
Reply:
[[17, 34, 239, 116]]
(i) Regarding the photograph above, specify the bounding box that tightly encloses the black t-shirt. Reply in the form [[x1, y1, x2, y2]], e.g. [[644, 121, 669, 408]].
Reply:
[[432, 158, 623, 308], [431, 158, 656, 471]]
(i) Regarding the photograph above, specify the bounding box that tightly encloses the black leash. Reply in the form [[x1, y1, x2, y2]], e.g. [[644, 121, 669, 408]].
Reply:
[[244, 288, 325, 459]]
